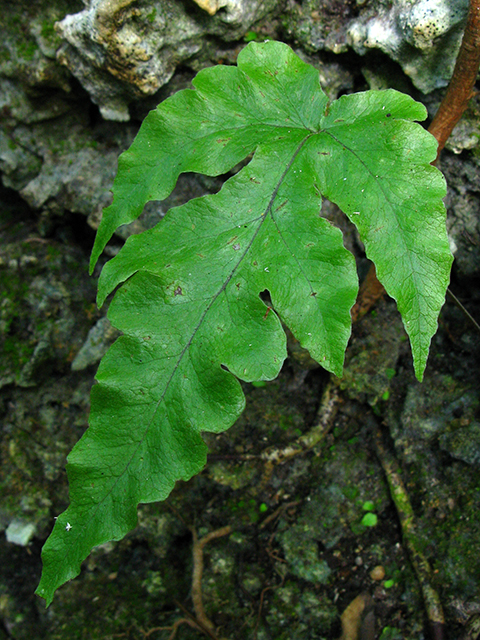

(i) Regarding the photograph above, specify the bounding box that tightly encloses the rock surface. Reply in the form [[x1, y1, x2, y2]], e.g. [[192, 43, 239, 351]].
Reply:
[[284, 0, 469, 92], [348, 0, 469, 92], [1, 2, 480, 639], [55, 0, 284, 120]]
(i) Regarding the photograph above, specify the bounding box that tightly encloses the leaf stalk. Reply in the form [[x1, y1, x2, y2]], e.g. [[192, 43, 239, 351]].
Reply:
[[429, 0, 480, 162]]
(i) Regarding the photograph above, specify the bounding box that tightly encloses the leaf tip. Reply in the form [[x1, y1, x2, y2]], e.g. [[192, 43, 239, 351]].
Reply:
[[88, 256, 97, 277], [413, 358, 426, 383], [96, 288, 107, 310], [35, 583, 54, 608], [89, 236, 104, 276]]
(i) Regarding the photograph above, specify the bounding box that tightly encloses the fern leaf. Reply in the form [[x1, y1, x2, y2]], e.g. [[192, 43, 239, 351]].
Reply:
[[37, 41, 452, 605]]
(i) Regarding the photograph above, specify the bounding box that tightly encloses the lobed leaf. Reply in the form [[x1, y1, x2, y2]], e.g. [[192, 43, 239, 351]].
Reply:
[[313, 90, 451, 377], [89, 42, 328, 272], [38, 41, 452, 605]]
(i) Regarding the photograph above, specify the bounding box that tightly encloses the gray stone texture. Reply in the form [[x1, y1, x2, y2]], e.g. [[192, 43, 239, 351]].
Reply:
[[55, 0, 284, 120], [284, 0, 469, 93]]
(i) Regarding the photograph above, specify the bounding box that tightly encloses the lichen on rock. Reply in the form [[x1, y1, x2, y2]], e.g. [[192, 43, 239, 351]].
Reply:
[[54, 0, 284, 120], [284, 0, 469, 93], [348, 0, 469, 92]]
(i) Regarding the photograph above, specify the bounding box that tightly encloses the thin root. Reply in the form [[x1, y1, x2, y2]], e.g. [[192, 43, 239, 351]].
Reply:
[[190, 526, 233, 636], [374, 424, 445, 640], [252, 380, 342, 492]]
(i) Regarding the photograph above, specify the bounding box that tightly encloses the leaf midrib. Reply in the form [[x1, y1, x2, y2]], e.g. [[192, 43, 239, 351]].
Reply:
[[81, 133, 315, 537], [321, 128, 422, 298]]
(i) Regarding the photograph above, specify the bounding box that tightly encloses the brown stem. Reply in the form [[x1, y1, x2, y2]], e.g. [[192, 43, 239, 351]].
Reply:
[[352, 0, 480, 325], [429, 0, 480, 161], [350, 264, 385, 323]]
